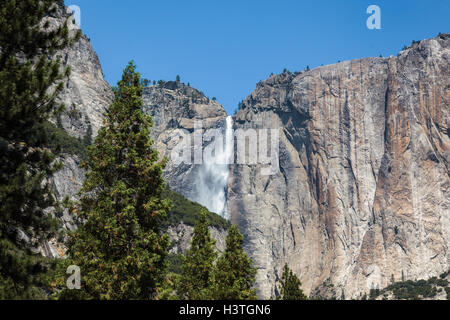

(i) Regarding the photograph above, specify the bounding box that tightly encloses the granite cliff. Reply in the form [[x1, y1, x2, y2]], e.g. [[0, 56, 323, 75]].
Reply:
[[41, 6, 449, 299], [228, 34, 449, 299], [142, 81, 229, 215], [44, 8, 228, 258]]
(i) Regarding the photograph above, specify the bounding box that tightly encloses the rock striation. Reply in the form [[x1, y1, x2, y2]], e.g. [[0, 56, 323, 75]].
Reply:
[[228, 34, 449, 299], [142, 81, 228, 205], [42, 8, 449, 299]]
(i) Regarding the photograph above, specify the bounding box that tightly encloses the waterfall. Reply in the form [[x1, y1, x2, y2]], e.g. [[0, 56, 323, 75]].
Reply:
[[193, 116, 233, 219]]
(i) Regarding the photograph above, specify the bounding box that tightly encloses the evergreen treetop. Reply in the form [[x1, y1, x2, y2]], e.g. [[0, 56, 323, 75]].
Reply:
[[58, 61, 170, 300], [213, 225, 257, 300], [278, 263, 307, 300], [179, 210, 217, 300]]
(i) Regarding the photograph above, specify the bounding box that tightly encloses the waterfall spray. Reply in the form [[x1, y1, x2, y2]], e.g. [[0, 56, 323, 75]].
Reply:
[[193, 116, 233, 219]]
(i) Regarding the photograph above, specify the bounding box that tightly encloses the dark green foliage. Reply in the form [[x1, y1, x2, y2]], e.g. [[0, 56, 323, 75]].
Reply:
[[213, 225, 257, 300], [388, 280, 437, 299], [176, 75, 180, 82], [0, 238, 58, 299], [40, 121, 88, 158], [369, 288, 380, 300], [427, 276, 449, 287], [178, 211, 217, 300], [370, 274, 450, 300], [309, 278, 337, 300], [164, 215, 257, 301], [83, 122, 93, 146], [162, 189, 230, 230], [156, 254, 183, 299], [158, 209, 230, 301], [0, 0, 80, 299], [57, 62, 170, 300], [439, 269, 450, 279], [278, 264, 307, 300], [167, 254, 183, 275]]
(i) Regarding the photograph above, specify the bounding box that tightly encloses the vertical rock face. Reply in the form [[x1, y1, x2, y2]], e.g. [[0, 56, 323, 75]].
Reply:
[[142, 81, 228, 204], [43, 8, 114, 256], [56, 35, 114, 140], [56, 32, 114, 140], [45, 7, 113, 208], [46, 7, 114, 140], [228, 35, 449, 299]]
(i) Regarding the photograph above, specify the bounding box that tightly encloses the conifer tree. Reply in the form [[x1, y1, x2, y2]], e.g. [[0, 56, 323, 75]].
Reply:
[[0, 0, 80, 298], [278, 264, 307, 300], [213, 225, 257, 300], [178, 211, 217, 300], [58, 62, 170, 300]]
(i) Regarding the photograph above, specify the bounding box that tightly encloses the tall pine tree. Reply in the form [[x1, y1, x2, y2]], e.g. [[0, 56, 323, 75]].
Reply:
[[213, 225, 257, 300], [58, 62, 170, 300], [0, 0, 80, 299], [278, 264, 307, 300], [178, 211, 217, 300]]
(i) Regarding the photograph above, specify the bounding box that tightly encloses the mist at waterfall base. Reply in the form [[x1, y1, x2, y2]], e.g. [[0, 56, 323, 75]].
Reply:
[[193, 116, 233, 219]]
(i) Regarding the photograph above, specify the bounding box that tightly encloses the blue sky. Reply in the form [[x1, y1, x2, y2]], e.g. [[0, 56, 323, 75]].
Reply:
[[65, 0, 449, 115]]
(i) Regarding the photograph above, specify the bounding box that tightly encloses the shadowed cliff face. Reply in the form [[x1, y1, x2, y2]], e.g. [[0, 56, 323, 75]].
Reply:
[[228, 34, 449, 299], [45, 9, 229, 257], [142, 81, 228, 206]]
